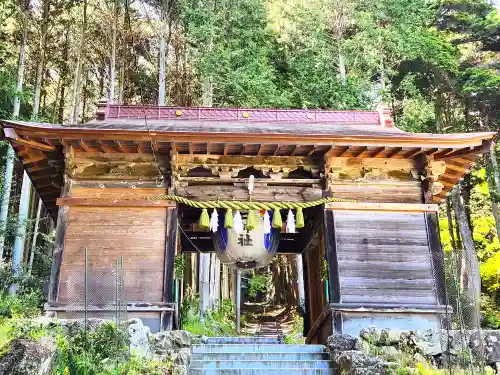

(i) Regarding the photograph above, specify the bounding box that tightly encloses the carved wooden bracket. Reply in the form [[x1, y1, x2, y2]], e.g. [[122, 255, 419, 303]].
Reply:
[[171, 154, 320, 180], [324, 157, 418, 190]]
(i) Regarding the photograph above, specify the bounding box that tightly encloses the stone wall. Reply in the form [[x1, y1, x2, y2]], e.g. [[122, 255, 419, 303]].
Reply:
[[327, 328, 500, 375]]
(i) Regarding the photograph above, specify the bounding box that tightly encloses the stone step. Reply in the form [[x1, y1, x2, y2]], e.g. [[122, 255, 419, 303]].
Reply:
[[192, 352, 330, 361], [205, 337, 280, 344], [188, 369, 334, 375], [190, 360, 332, 369], [192, 344, 325, 353]]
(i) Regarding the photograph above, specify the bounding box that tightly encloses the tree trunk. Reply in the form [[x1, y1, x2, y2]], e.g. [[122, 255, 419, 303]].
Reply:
[[69, 0, 88, 124], [158, 6, 167, 106], [33, 0, 51, 118], [118, 62, 125, 104], [338, 53, 346, 86], [199, 253, 210, 316], [450, 185, 481, 327], [11, 172, 32, 291], [296, 254, 305, 309], [1, 1, 30, 259], [108, 0, 119, 103], [28, 198, 42, 274], [13, 3, 29, 119], [0, 146, 15, 260], [221, 264, 229, 300]]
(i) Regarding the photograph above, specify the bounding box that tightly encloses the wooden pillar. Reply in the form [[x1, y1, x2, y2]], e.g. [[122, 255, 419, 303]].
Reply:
[[48, 178, 71, 303], [163, 207, 178, 303], [236, 269, 241, 335], [323, 209, 340, 304], [425, 212, 447, 306], [162, 207, 178, 330]]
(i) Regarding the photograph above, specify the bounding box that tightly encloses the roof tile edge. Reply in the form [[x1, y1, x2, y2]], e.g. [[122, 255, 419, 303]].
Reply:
[[95, 100, 382, 125]]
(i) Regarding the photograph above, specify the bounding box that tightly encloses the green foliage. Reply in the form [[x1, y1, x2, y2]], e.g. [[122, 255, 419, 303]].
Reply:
[[181, 291, 238, 337], [248, 272, 271, 298], [174, 255, 185, 280], [52, 322, 130, 375], [283, 311, 304, 344], [127, 355, 171, 375]]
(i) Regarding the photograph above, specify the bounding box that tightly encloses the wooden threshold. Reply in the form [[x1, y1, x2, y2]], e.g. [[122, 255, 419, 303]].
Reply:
[[325, 202, 438, 212], [57, 197, 176, 208]]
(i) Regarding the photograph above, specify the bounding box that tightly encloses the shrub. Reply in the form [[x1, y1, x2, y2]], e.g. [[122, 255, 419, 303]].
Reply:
[[181, 290, 238, 337]]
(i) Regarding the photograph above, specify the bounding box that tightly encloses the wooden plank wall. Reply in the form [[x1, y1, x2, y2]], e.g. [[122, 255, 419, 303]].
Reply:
[[328, 181, 421, 203], [58, 187, 168, 304], [333, 211, 437, 305]]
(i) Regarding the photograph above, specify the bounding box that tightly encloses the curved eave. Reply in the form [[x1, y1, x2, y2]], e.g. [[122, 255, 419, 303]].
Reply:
[[0, 119, 496, 215], [0, 119, 496, 149]]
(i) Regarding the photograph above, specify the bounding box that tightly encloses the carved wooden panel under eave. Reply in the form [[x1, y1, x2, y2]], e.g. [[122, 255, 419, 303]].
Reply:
[[172, 154, 321, 180], [68, 152, 168, 181]]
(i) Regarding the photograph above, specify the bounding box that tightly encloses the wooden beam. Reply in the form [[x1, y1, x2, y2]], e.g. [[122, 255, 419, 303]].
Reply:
[[176, 185, 323, 202], [240, 144, 247, 155], [290, 145, 299, 156], [189, 143, 193, 155], [325, 202, 438, 212], [48, 179, 71, 302], [23, 153, 46, 165], [434, 140, 491, 161], [57, 198, 176, 207], [223, 144, 229, 156], [325, 157, 414, 170], [4, 128, 56, 152]]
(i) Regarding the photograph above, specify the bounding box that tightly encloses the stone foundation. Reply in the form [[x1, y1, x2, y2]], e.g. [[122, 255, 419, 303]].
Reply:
[[327, 328, 500, 375]]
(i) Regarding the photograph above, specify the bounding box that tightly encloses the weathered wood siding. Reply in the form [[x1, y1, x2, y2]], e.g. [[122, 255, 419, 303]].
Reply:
[[58, 187, 168, 304], [328, 181, 421, 203], [333, 211, 437, 305]]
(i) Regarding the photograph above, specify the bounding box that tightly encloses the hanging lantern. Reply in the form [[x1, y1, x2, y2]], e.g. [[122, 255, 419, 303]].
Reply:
[[213, 210, 280, 269]]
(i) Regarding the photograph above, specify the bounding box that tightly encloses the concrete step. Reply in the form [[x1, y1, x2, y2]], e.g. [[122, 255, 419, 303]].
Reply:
[[205, 337, 280, 344], [192, 344, 325, 353], [192, 352, 330, 361], [190, 360, 332, 369], [188, 369, 334, 375]]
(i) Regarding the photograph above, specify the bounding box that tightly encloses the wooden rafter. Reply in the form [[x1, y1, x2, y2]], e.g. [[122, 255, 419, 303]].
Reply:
[[257, 144, 263, 156], [97, 140, 109, 153], [404, 148, 423, 159], [337, 146, 350, 157], [3, 128, 56, 152], [115, 141, 126, 153], [273, 144, 281, 156], [387, 147, 403, 158], [240, 144, 247, 155], [78, 140, 90, 152]]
